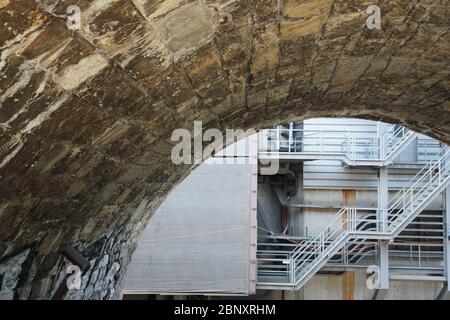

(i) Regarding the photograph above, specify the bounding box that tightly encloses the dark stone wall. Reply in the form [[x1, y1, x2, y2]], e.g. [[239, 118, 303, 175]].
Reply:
[[0, 199, 162, 300]]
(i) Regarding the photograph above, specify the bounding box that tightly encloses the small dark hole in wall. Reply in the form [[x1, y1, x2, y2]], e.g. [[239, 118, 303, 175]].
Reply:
[[219, 16, 228, 24]]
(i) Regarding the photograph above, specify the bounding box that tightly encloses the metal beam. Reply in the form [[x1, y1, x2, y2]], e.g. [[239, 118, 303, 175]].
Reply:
[[378, 167, 389, 232], [378, 167, 389, 289], [60, 245, 90, 272], [441, 186, 450, 299], [379, 244, 389, 289]]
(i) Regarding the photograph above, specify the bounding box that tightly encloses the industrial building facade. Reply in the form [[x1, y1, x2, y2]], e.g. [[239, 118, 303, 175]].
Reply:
[[123, 118, 450, 300]]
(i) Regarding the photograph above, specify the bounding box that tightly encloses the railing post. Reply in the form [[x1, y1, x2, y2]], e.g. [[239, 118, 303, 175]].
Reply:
[[343, 245, 346, 265], [349, 209, 353, 232], [288, 126, 292, 153], [290, 256, 294, 285], [418, 245, 422, 268], [277, 127, 280, 151], [410, 189, 413, 211], [320, 233, 324, 253], [351, 209, 356, 232], [403, 188, 406, 218], [438, 158, 441, 183]]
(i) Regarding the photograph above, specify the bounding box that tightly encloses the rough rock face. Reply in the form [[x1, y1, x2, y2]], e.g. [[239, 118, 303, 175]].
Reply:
[[0, 0, 449, 299]]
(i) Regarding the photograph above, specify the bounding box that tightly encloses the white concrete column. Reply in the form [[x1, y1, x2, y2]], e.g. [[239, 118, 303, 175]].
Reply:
[[378, 167, 389, 231], [378, 167, 389, 290]]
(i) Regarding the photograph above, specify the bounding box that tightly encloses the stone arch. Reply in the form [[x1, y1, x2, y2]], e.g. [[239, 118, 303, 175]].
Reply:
[[0, 0, 449, 299]]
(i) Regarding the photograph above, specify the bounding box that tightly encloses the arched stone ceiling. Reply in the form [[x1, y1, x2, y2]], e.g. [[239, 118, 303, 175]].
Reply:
[[0, 0, 449, 299]]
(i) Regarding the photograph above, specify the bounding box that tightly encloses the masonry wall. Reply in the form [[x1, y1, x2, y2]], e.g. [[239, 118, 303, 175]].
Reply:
[[1, 0, 449, 300]]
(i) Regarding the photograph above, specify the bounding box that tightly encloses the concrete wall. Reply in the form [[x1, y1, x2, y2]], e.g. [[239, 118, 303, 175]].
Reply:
[[302, 272, 444, 300], [265, 271, 444, 300]]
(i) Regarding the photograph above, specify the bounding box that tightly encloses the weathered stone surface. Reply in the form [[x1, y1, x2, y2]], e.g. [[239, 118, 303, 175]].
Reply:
[[0, 290, 14, 300], [0, 0, 449, 300], [0, 248, 30, 299]]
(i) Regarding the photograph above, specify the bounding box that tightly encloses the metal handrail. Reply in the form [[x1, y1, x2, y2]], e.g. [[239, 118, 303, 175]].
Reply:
[[290, 208, 381, 284], [259, 125, 419, 164], [387, 147, 450, 227], [381, 126, 408, 158], [257, 146, 450, 288]]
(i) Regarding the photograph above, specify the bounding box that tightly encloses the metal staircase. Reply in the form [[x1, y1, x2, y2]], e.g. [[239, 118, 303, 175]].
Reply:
[[344, 126, 417, 166], [259, 125, 418, 167], [257, 146, 450, 290], [381, 126, 417, 165]]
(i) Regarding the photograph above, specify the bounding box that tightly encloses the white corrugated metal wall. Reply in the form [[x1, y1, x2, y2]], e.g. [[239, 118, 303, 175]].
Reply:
[[123, 143, 255, 295], [303, 118, 440, 190]]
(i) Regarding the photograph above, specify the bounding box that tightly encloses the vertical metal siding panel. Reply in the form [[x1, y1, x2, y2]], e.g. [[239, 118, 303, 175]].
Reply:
[[304, 118, 379, 190], [124, 160, 253, 294], [303, 118, 442, 191], [248, 135, 258, 295]]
